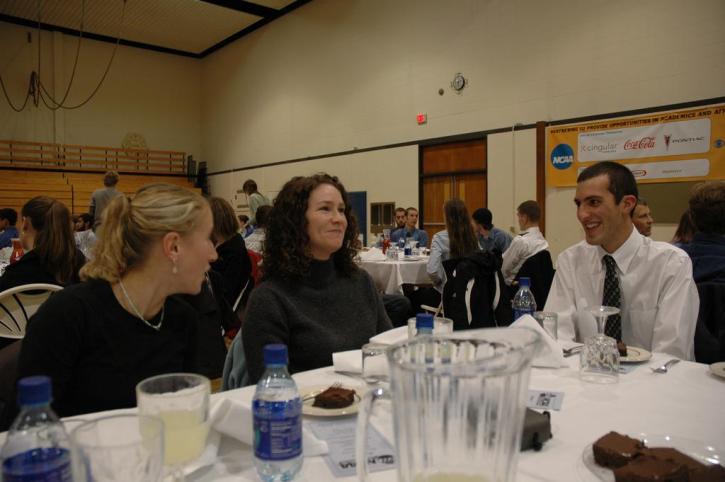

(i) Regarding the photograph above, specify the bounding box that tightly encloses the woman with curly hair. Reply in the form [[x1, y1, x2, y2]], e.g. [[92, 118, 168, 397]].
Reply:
[[242, 173, 392, 383]]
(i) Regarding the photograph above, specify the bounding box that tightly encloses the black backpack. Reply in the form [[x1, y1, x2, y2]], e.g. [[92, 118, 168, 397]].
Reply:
[[442, 250, 513, 330]]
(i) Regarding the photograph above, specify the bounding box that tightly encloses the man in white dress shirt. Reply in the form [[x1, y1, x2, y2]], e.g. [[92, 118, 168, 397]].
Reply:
[[545, 161, 699, 360], [501, 201, 549, 285]]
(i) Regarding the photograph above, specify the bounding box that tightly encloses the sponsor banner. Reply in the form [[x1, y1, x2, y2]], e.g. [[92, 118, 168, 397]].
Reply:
[[547, 104, 725, 186]]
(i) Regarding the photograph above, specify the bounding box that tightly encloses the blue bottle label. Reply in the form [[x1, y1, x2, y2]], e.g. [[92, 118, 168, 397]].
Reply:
[[2, 447, 72, 482], [513, 308, 535, 321], [253, 398, 303, 461]]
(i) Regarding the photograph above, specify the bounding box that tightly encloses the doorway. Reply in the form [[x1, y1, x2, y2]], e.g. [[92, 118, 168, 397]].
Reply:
[[419, 139, 487, 242]]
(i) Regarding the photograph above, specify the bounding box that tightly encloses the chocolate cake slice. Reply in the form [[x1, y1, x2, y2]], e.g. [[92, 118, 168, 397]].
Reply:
[[690, 463, 725, 482], [312, 386, 356, 409], [613, 455, 688, 482], [617, 340, 628, 357], [637, 447, 704, 472], [593, 431, 645, 468]]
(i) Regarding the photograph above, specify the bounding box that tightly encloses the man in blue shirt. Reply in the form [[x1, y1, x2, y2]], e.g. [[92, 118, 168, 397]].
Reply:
[[391, 207, 429, 248], [0, 208, 19, 249], [472, 208, 512, 254]]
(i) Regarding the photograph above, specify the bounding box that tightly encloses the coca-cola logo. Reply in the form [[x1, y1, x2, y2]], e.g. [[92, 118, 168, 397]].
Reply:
[[624, 137, 656, 150]]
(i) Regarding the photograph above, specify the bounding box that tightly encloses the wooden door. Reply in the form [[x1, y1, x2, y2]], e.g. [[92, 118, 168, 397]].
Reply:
[[420, 139, 487, 244]]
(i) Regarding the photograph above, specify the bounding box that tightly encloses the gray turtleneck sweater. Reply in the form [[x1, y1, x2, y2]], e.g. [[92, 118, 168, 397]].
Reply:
[[242, 259, 392, 383]]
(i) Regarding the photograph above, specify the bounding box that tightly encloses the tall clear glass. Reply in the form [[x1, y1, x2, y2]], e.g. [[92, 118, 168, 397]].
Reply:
[[136, 373, 210, 481], [71, 414, 164, 482], [356, 328, 541, 482], [580, 306, 620, 384]]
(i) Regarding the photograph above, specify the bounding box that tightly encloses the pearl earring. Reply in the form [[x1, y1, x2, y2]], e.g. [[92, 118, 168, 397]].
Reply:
[[172, 260, 178, 275]]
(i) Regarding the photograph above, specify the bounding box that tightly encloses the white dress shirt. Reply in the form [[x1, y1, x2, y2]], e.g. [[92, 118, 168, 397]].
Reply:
[[501, 226, 549, 284], [544, 227, 699, 360]]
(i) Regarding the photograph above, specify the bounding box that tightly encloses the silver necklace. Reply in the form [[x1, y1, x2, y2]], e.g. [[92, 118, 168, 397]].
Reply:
[[118, 279, 164, 331]]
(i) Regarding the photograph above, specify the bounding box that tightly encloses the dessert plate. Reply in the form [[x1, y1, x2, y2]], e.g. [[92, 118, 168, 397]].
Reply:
[[619, 346, 651, 363], [582, 433, 723, 482], [300, 384, 362, 417], [709, 361, 725, 380]]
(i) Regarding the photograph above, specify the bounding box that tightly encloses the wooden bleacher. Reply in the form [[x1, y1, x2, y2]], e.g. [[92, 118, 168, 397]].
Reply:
[[1, 140, 199, 216]]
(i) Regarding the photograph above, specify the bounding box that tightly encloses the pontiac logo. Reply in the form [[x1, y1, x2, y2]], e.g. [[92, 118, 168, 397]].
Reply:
[[664, 134, 671, 150]]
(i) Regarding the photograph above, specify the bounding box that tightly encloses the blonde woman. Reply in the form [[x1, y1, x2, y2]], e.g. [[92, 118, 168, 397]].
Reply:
[[17, 184, 218, 417]]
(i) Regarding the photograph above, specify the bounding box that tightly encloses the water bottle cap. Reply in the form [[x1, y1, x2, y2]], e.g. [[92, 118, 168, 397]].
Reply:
[[263, 344, 288, 366], [17, 376, 52, 406], [415, 313, 434, 330], [519, 277, 531, 288]]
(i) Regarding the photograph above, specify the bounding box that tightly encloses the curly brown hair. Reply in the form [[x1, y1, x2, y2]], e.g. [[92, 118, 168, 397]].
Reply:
[[444, 199, 479, 258], [264, 173, 359, 282]]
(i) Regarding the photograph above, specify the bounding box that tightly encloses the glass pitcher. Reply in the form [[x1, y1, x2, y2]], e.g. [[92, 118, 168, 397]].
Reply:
[[356, 328, 541, 482]]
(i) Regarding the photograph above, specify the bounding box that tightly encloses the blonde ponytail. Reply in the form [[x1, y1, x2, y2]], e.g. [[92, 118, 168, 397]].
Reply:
[[81, 183, 208, 282]]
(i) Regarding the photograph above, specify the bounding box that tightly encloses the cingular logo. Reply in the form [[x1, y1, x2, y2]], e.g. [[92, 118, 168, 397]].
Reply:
[[551, 144, 574, 170]]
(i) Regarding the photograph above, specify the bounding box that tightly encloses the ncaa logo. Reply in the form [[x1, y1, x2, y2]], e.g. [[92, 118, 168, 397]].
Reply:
[[551, 144, 574, 170]]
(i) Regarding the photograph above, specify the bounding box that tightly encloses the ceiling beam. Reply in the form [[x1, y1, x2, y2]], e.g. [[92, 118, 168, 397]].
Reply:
[[200, 0, 278, 18]]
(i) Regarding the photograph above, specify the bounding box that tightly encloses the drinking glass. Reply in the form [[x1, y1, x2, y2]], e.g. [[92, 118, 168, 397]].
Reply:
[[357, 328, 541, 482], [533, 311, 558, 339], [136, 373, 210, 480], [361, 342, 389, 384], [580, 306, 620, 384], [71, 414, 164, 482]]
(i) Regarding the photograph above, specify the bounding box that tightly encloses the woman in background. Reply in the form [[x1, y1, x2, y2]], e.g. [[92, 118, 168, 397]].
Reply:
[[671, 209, 696, 248], [407, 199, 479, 313], [17, 184, 217, 417], [208, 197, 252, 307], [0, 196, 84, 293], [242, 179, 271, 226], [242, 173, 391, 383]]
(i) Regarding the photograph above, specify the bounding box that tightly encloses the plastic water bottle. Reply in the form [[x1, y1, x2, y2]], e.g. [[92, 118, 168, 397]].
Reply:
[[1, 376, 73, 482], [252, 344, 303, 482], [512, 277, 537, 321]]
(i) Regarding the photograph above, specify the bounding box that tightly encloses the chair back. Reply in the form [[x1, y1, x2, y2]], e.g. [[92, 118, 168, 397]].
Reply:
[[441, 250, 512, 330], [515, 250, 555, 310], [694, 282, 725, 363], [247, 250, 263, 287], [0, 284, 63, 339]]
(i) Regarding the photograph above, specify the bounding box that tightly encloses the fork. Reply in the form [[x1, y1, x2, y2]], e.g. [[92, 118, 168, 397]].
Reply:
[[562, 345, 583, 357], [650, 359, 680, 374]]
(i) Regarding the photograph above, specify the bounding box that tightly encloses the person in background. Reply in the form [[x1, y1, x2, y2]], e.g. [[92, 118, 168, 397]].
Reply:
[[501, 201, 549, 285], [471, 207, 512, 254], [545, 161, 698, 360], [243, 174, 392, 383], [242, 179, 271, 226], [16, 183, 216, 417], [391, 207, 429, 248], [394, 207, 407, 230], [73, 213, 97, 260], [0, 208, 19, 249], [680, 181, 725, 284], [632, 198, 654, 237], [238, 214, 254, 237], [0, 197, 85, 293], [245, 205, 270, 254], [407, 199, 479, 313], [89, 171, 122, 230], [208, 197, 252, 307], [671, 210, 696, 248]]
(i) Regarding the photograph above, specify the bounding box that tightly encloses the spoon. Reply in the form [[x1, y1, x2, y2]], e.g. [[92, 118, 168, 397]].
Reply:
[[650, 359, 680, 374]]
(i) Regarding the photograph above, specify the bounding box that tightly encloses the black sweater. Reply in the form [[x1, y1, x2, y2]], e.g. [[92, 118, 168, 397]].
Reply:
[[17, 279, 198, 417], [242, 259, 392, 383], [211, 233, 252, 308]]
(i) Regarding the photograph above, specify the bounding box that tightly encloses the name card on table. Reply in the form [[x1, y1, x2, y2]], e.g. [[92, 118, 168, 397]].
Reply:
[[306, 418, 396, 478], [527, 389, 565, 411]]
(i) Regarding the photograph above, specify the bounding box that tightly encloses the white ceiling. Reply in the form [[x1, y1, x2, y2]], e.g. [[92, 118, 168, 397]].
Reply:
[[0, 0, 308, 57]]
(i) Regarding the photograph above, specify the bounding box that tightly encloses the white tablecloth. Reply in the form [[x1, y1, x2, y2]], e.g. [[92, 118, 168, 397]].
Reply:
[[4, 354, 722, 481], [359, 258, 430, 294], [192, 353, 725, 481]]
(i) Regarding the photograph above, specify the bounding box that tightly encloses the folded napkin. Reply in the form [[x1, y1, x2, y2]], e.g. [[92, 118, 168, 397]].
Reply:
[[209, 397, 329, 456], [332, 349, 362, 374], [359, 247, 386, 262], [369, 326, 409, 345], [510, 315, 568, 368]]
